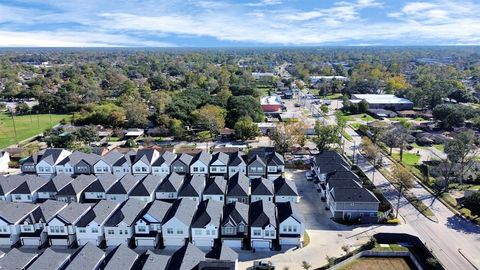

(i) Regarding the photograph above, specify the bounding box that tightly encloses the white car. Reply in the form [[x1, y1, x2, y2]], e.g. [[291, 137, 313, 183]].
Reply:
[[305, 171, 313, 181]]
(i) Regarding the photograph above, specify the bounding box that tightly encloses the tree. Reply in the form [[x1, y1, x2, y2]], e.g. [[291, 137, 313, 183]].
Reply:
[[123, 98, 148, 128], [391, 164, 414, 218], [358, 99, 369, 113], [432, 104, 465, 129], [361, 137, 381, 164], [464, 192, 480, 215], [313, 121, 342, 152], [169, 118, 185, 139], [234, 117, 260, 141], [226, 96, 264, 127], [150, 92, 172, 113], [193, 105, 226, 136], [443, 130, 478, 184], [74, 125, 99, 143], [272, 122, 306, 154], [301, 261, 312, 270]]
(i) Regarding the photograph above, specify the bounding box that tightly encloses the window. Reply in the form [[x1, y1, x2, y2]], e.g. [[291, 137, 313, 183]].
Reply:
[[238, 224, 244, 232], [50, 227, 55, 233], [253, 229, 261, 236], [257, 167, 263, 172], [39, 167, 44, 172], [108, 230, 114, 235], [119, 230, 123, 235], [154, 169, 159, 173], [293, 226, 297, 232], [167, 228, 173, 234], [45, 167, 50, 172], [219, 167, 226, 172], [103, 167, 108, 172], [193, 167, 199, 172], [168, 193, 175, 199], [268, 166, 277, 172], [59, 227, 64, 233], [206, 230, 211, 235], [142, 167, 147, 172], [200, 167, 205, 172], [135, 167, 140, 172], [79, 228, 86, 233], [58, 169, 63, 173], [283, 227, 287, 232], [224, 227, 234, 234], [91, 227, 98, 233], [138, 226, 146, 232], [23, 226, 32, 232], [177, 229, 183, 234], [350, 202, 355, 206], [14, 195, 21, 201], [288, 226, 292, 232], [0, 226, 8, 232], [54, 226, 59, 233], [219, 196, 223, 201], [251, 167, 257, 172], [211, 167, 217, 172], [156, 224, 161, 231], [194, 229, 202, 235]]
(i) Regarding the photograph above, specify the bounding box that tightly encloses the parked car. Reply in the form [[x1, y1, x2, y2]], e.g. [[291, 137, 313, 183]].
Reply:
[[305, 171, 313, 181]]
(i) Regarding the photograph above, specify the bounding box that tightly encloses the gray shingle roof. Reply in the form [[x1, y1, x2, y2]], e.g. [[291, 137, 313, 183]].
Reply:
[[84, 174, 117, 193], [39, 148, 69, 165], [130, 175, 162, 197], [0, 174, 25, 195], [226, 173, 249, 197], [228, 151, 246, 167], [113, 150, 135, 166], [104, 199, 146, 227], [205, 243, 238, 262], [330, 188, 379, 203], [0, 200, 38, 224], [273, 178, 298, 196], [28, 248, 71, 270], [65, 243, 105, 270], [162, 198, 197, 226], [57, 175, 97, 196], [222, 202, 249, 227], [152, 151, 177, 166], [98, 150, 123, 166], [156, 172, 184, 193], [326, 170, 361, 182], [327, 179, 362, 190], [210, 152, 229, 166], [142, 251, 171, 270], [24, 200, 67, 224], [38, 174, 74, 193], [191, 151, 212, 166], [276, 201, 304, 224], [55, 202, 91, 224], [10, 174, 45, 194], [249, 200, 276, 228], [133, 149, 159, 165], [76, 200, 120, 227], [103, 244, 140, 270], [203, 176, 227, 195], [168, 242, 205, 270], [178, 174, 205, 197], [0, 249, 39, 270], [314, 151, 351, 174], [58, 151, 94, 166], [176, 153, 193, 166], [191, 199, 223, 228], [251, 178, 274, 196], [106, 174, 139, 195], [141, 200, 172, 223]]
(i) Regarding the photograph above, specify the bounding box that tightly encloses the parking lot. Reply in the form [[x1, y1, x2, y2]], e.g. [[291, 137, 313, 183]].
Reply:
[[236, 169, 379, 269]]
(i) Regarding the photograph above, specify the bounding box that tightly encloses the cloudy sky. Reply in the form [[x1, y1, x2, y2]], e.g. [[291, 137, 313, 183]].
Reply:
[[1, 0, 479, 47]]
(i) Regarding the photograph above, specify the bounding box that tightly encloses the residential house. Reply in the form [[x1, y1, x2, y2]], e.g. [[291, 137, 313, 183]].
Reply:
[[134, 200, 171, 247], [141, 251, 171, 270], [227, 151, 246, 177], [0, 174, 24, 201], [167, 242, 206, 270], [103, 244, 140, 270], [37, 174, 74, 201], [56, 174, 97, 203], [171, 153, 193, 174], [156, 172, 184, 200], [0, 151, 10, 172], [75, 200, 120, 246], [221, 202, 249, 248], [0, 201, 38, 246], [247, 148, 284, 180], [209, 152, 229, 176], [276, 201, 305, 247], [129, 174, 163, 202], [323, 170, 362, 200], [112, 150, 135, 177], [191, 199, 223, 247], [249, 200, 277, 249], [161, 198, 197, 246], [152, 151, 176, 176], [313, 151, 351, 183], [202, 176, 227, 202], [327, 187, 380, 223], [28, 248, 72, 270], [273, 177, 300, 203], [178, 174, 206, 204], [9, 174, 46, 202], [47, 202, 91, 246], [20, 153, 39, 174], [265, 152, 285, 180], [226, 173, 249, 204], [104, 199, 146, 246], [0, 249, 40, 270], [132, 149, 160, 175], [55, 151, 101, 176], [93, 150, 123, 175], [201, 244, 239, 270], [246, 155, 266, 179], [84, 174, 118, 201], [34, 148, 72, 178], [251, 177, 274, 203], [65, 242, 106, 270], [19, 200, 67, 247], [190, 151, 211, 175], [105, 174, 140, 202]]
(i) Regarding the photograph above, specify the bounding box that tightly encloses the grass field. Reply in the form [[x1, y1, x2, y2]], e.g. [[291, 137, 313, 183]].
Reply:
[[339, 257, 412, 270], [392, 152, 421, 166], [0, 112, 71, 149]]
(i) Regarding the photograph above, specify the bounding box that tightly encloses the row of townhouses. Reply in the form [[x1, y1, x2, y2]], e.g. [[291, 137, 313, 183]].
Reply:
[[0, 197, 304, 251], [0, 172, 300, 204], [312, 151, 380, 223], [0, 241, 239, 270], [20, 148, 285, 180]]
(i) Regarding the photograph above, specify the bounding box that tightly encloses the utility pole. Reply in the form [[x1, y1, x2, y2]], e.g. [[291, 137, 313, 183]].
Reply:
[[11, 112, 18, 144], [396, 183, 404, 219], [372, 158, 376, 185], [352, 142, 356, 165]]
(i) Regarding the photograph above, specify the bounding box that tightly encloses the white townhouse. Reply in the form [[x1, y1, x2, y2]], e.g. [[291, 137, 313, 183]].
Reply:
[[129, 174, 163, 203], [105, 174, 140, 202], [250, 177, 274, 203], [227, 151, 247, 178], [209, 152, 229, 176], [132, 149, 160, 175], [37, 174, 74, 201], [191, 199, 223, 247], [273, 177, 300, 203], [134, 200, 172, 247], [75, 200, 120, 246], [161, 198, 197, 246], [56, 174, 97, 203], [46, 202, 92, 247], [112, 150, 135, 177], [152, 151, 176, 176], [35, 148, 71, 178], [55, 151, 97, 176], [93, 150, 123, 175], [249, 200, 277, 249], [276, 201, 305, 247], [202, 176, 227, 203], [0, 174, 24, 201], [178, 174, 206, 204], [0, 201, 38, 246], [190, 151, 211, 175], [104, 199, 146, 246], [84, 174, 118, 201], [155, 172, 184, 200], [221, 202, 249, 248], [10, 175, 46, 203]]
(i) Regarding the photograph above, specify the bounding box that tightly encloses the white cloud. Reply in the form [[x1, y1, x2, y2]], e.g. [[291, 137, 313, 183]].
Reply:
[[245, 0, 282, 7]]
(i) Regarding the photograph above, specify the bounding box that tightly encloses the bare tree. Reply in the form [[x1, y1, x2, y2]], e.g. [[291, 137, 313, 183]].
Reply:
[[392, 164, 415, 218]]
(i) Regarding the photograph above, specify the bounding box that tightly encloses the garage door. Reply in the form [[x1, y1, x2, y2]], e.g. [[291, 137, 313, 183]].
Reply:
[[252, 240, 270, 249], [280, 237, 300, 246], [163, 238, 185, 246], [21, 237, 41, 247], [106, 237, 128, 247], [0, 238, 11, 246], [77, 238, 97, 246], [193, 239, 213, 247], [223, 239, 242, 248], [51, 238, 69, 246], [136, 238, 155, 247]]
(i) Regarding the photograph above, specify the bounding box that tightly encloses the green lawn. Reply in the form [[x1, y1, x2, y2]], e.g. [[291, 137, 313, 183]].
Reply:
[[0, 112, 71, 149], [323, 93, 343, 100], [433, 144, 444, 152], [392, 152, 421, 166]]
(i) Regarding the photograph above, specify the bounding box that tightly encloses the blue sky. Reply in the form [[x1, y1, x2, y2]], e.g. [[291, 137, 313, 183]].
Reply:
[[0, 0, 479, 47]]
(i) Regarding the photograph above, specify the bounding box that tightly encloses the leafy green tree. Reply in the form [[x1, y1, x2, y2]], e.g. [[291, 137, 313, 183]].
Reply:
[[433, 104, 465, 129], [444, 130, 478, 183], [169, 118, 185, 139], [123, 98, 148, 128], [74, 125, 99, 143], [313, 121, 342, 152], [234, 117, 260, 140], [464, 192, 480, 215], [226, 96, 264, 127]]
